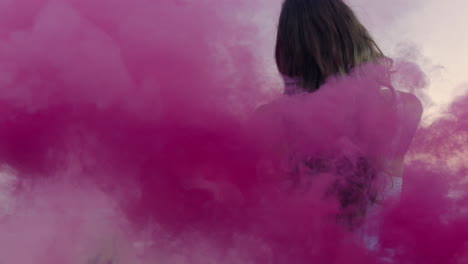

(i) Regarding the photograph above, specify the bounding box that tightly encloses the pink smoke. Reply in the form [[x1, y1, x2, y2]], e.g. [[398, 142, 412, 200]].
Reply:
[[0, 0, 466, 263]]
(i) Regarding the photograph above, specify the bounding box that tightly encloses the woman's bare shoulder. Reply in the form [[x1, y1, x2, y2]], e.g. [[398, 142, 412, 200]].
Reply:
[[398, 91, 423, 120], [254, 97, 284, 116]]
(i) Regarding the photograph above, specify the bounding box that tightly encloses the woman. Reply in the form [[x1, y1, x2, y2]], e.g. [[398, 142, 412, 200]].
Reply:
[[273, 0, 423, 244]]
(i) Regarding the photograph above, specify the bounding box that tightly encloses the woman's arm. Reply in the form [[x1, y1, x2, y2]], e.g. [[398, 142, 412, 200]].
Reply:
[[397, 92, 424, 154], [390, 92, 423, 177]]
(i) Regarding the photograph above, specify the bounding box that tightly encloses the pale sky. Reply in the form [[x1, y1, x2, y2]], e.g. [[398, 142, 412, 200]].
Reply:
[[357, 0, 468, 106]]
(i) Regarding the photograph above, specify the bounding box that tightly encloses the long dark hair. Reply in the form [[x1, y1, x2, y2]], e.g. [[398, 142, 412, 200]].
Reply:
[[275, 0, 386, 92]]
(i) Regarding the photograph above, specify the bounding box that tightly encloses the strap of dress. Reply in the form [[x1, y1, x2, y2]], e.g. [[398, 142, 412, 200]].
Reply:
[[282, 75, 302, 95]]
